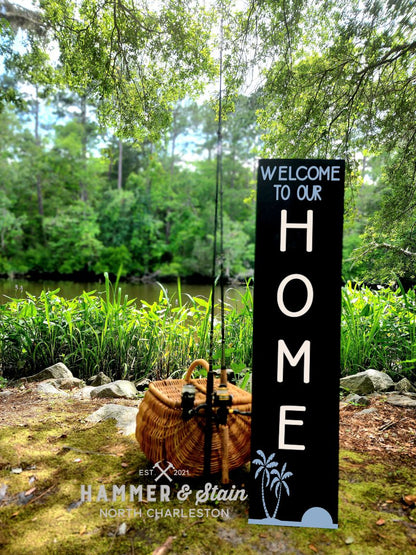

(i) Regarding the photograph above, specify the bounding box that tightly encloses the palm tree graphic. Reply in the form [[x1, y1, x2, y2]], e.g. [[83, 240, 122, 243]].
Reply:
[[270, 462, 293, 518], [252, 450, 279, 518], [253, 450, 292, 519]]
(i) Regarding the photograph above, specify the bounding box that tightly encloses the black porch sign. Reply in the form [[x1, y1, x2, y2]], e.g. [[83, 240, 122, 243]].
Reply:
[[248, 159, 344, 529]]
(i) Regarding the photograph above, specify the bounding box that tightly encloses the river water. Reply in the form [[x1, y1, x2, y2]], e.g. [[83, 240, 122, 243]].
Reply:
[[0, 278, 248, 309]]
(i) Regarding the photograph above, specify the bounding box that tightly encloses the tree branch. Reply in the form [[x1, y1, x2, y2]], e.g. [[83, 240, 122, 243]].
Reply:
[[0, 0, 45, 33], [361, 242, 416, 258], [357, 41, 416, 76]]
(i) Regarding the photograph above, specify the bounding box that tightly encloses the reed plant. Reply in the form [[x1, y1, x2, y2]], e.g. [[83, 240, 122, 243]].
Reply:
[[0, 274, 252, 382], [341, 281, 416, 380], [1, 276, 415, 384], [222, 282, 253, 388]]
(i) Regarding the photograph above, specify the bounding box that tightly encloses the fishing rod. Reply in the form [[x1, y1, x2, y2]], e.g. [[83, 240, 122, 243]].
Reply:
[[204, 8, 226, 478]]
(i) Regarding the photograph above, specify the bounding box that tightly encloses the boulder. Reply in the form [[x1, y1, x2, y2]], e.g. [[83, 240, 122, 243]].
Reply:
[[364, 369, 395, 391], [340, 369, 394, 395], [386, 394, 416, 409], [0, 390, 12, 398], [395, 378, 416, 394], [88, 372, 112, 387], [340, 372, 374, 395], [90, 380, 138, 400], [26, 363, 73, 382], [86, 404, 139, 435], [356, 407, 378, 416], [73, 386, 95, 400], [55, 378, 85, 390], [135, 378, 151, 391], [345, 394, 370, 406], [36, 381, 69, 397]]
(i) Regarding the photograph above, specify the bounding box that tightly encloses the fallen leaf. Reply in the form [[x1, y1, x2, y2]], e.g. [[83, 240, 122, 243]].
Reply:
[[121, 462, 129, 468], [151, 535, 176, 555], [376, 518, 385, 526], [309, 544, 318, 553], [403, 495, 416, 507], [25, 487, 36, 497], [79, 525, 86, 535]]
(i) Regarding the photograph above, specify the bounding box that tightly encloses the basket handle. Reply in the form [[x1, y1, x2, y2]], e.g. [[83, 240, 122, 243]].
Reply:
[[185, 359, 210, 383]]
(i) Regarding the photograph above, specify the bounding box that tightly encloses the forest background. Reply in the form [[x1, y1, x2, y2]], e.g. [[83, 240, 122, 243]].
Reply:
[[0, 0, 415, 287]]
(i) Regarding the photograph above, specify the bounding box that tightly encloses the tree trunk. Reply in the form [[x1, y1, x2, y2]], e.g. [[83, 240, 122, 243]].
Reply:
[[261, 472, 270, 518], [272, 486, 282, 519], [117, 139, 123, 189], [79, 95, 88, 202], [36, 176, 44, 217], [34, 86, 44, 218]]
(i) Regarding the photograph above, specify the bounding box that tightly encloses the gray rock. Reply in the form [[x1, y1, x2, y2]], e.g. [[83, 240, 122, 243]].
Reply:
[[72, 386, 95, 400], [26, 363, 73, 382], [395, 378, 416, 394], [0, 483, 7, 501], [88, 372, 112, 386], [365, 369, 395, 391], [340, 369, 394, 395], [90, 380, 138, 400], [116, 522, 127, 536], [0, 390, 13, 398], [135, 378, 150, 391], [340, 373, 374, 395], [356, 407, 378, 416], [86, 404, 139, 435], [37, 381, 69, 397], [55, 378, 85, 390], [386, 394, 416, 408], [345, 394, 370, 406]]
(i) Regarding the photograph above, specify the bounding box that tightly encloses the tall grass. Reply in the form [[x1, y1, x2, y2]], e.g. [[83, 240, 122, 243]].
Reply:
[[0, 275, 253, 382], [341, 281, 416, 380], [1, 277, 415, 383]]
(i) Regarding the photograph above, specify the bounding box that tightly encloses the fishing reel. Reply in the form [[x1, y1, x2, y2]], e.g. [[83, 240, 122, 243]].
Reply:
[[181, 383, 196, 421], [213, 384, 233, 425]]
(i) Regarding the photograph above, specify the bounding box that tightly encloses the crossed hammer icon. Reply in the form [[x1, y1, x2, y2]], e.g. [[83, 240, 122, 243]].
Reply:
[[153, 460, 175, 482]]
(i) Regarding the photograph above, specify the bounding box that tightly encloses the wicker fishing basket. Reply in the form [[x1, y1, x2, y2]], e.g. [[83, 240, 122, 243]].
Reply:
[[136, 359, 251, 477]]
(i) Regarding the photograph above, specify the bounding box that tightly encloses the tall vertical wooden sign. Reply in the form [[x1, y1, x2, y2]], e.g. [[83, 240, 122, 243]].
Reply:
[[249, 159, 344, 529]]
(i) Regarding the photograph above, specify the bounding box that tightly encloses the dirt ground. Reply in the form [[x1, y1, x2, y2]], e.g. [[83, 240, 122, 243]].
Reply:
[[1, 384, 415, 457], [0, 384, 139, 427], [339, 396, 416, 458]]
